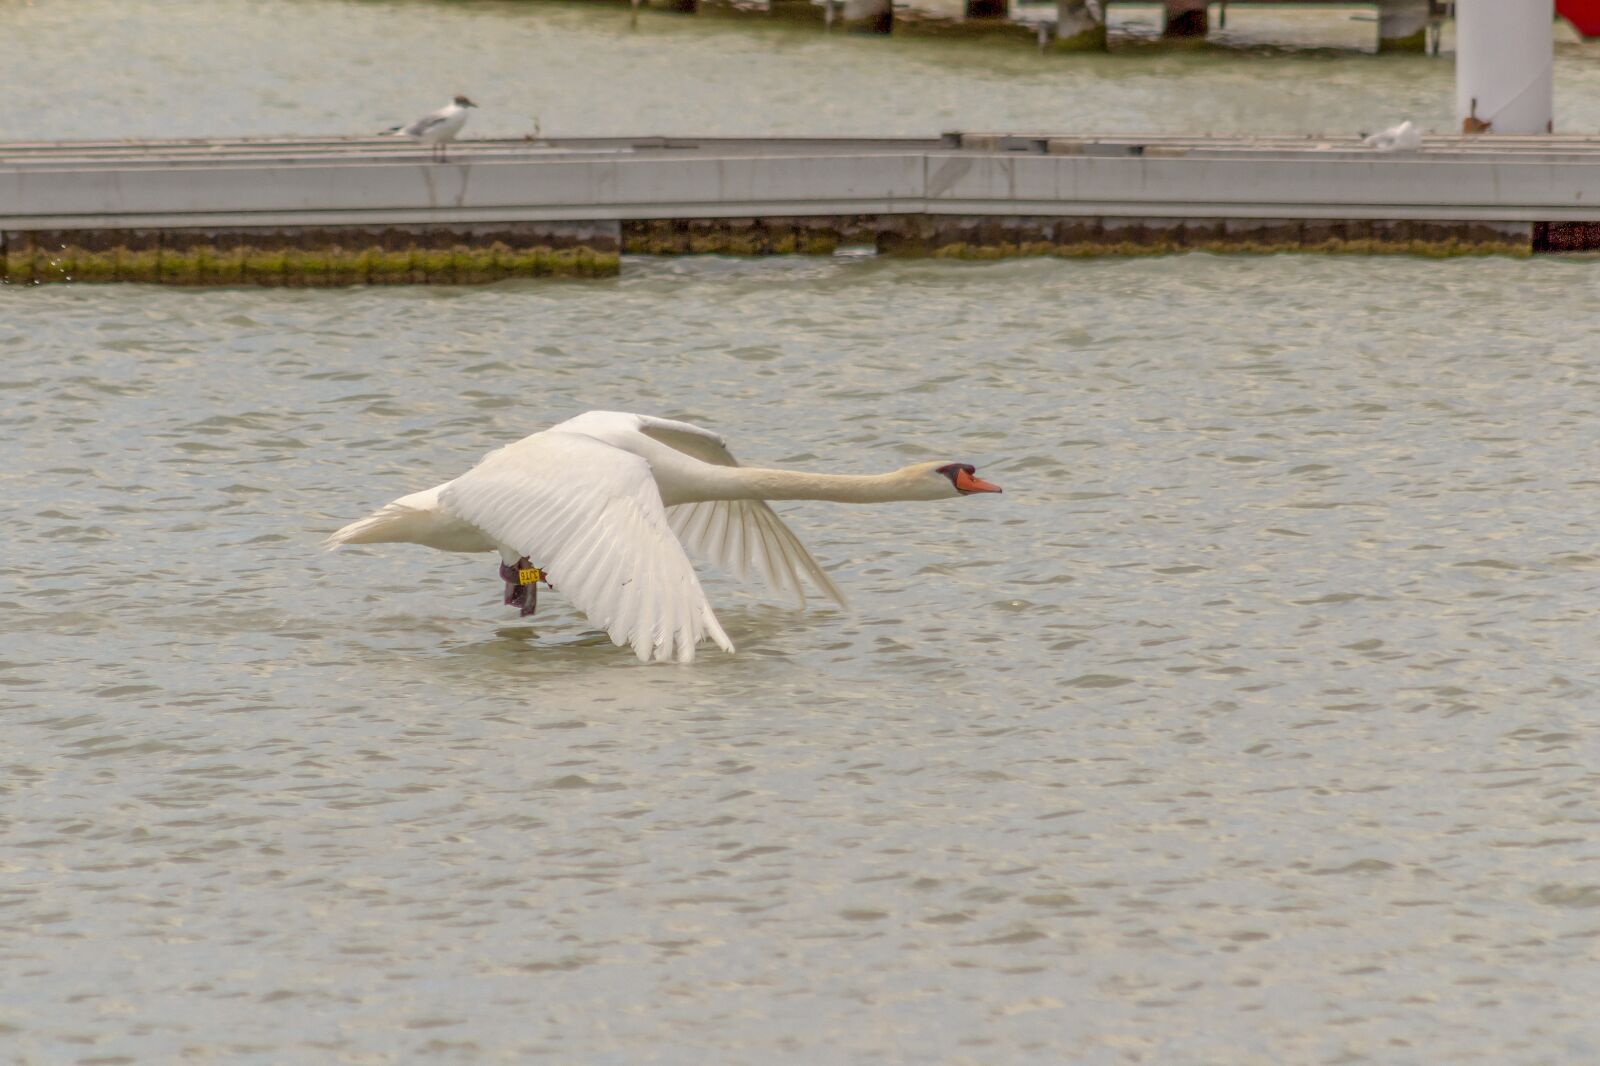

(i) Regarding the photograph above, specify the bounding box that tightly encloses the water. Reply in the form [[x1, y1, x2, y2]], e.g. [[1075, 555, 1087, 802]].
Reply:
[[5, 3, 1600, 1063], [6, 0, 1600, 139]]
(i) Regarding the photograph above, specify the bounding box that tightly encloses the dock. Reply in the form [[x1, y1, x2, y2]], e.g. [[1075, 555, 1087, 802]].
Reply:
[[4, 134, 1599, 284], [637, 0, 1453, 54]]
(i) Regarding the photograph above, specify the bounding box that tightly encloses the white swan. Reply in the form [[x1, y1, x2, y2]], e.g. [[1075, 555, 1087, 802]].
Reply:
[[386, 95, 477, 161], [326, 411, 1002, 663]]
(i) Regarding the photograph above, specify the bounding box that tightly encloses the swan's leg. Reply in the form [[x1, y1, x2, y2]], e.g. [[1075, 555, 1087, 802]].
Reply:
[[498, 557, 552, 616], [500, 557, 531, 608]]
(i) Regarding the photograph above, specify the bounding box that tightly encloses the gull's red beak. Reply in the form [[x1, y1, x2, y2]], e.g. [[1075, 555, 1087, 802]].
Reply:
[[955, 469, 1002, 494]]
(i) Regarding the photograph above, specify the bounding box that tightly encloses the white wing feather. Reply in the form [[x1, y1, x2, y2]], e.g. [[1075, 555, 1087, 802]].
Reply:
[[400, 112, 448, 137], [561, 413, 849, 609], [439, 431, 733, 663], [667, 499, 847, 609]]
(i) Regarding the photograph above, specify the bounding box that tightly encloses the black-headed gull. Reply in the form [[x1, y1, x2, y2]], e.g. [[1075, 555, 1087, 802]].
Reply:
[[387, 95, 478, 162]]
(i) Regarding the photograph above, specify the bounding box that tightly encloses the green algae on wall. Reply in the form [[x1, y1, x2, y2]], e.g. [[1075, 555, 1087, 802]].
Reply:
[[923, 237, 1530, 259], [2, 225, 622, 285], [623, 217, 861, 256], [623, 215, 1534, 259], [3, 242, 620, 285], [1, 216, 1543, 285]]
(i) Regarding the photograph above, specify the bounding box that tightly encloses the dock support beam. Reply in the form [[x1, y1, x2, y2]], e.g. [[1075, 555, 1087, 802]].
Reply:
[[1456, 0, 1553, 134], [1377, 0, 1428, 52], [1162, 0, 1208, 38], [895, 0, 1032, 36], [1054, 0, 1105, 49], [834, 0, 891, 32]]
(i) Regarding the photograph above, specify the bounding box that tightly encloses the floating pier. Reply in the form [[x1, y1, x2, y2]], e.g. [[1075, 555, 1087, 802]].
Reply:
[[636, 0, 1456, 53], [4, 133, 1600, 284]]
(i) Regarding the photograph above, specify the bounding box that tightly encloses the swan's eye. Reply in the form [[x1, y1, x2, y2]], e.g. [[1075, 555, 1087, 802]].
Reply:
[[935, 463, 976, 484]]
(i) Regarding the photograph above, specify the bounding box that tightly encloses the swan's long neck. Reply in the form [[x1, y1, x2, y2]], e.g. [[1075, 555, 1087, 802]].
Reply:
[[689, 466, 929, 505]]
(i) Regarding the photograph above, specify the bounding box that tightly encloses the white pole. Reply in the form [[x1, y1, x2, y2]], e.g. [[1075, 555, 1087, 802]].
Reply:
[[1455, 0, 1554, 135]]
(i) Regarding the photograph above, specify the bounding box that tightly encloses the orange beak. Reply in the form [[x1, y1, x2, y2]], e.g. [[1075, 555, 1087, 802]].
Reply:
[[955, 469, 1002, 494]]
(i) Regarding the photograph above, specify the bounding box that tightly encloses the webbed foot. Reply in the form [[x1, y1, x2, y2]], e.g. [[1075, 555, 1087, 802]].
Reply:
[[500, 557, 531, 608], [499, 557, 550, 616]]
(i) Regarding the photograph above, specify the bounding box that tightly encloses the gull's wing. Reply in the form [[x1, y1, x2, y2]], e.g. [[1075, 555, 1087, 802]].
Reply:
[[400, 111, 449, 138], [439, 431, 733, 663], [631, 414, 848, 609]]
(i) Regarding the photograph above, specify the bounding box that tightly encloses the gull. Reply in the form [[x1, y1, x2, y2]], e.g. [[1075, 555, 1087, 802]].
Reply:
[[386, 95, 478, 162], [326, 411, 1005, 663], [1362, 120, 1422, 153]]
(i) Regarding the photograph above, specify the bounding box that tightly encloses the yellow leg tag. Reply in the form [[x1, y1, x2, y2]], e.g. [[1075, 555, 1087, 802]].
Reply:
[[518, 567, 543, 586]]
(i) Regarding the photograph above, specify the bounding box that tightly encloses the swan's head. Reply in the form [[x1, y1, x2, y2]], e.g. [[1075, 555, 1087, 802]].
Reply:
[[900, 461, 1003, 499], [453, 95, 478, 108]]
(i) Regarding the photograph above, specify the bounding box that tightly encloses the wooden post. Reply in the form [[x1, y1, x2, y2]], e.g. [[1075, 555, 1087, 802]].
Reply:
[[1377, 0, 1428, 52], [1162, 0, 1208, 38], [841, 0, 892, 32]]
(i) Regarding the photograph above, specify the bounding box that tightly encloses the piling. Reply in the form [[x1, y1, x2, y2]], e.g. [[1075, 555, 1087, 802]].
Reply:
[[1377, 0, 1429, 52], [1455, 0, 1554, 134], [1053, 0, 1106, 50], [823, 0, 892, 33], [892, 0, 1035, 39], [1162, 0, 1209, 39]]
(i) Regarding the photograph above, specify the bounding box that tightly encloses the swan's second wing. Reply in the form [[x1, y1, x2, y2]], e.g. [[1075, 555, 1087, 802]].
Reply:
[[637, 414, 739, 467], [439, 432, 733, 663], [555, 410, 739, 467], [636, 416, 849, 609], [667, 499, 848, 610]]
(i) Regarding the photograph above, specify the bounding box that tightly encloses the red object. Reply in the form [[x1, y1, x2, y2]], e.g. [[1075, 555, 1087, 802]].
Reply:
[[1558, 0, 1600, 39]]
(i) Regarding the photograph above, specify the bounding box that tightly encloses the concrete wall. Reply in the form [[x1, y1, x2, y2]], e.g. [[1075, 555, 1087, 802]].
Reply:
[[9, 145, 1600, 232]]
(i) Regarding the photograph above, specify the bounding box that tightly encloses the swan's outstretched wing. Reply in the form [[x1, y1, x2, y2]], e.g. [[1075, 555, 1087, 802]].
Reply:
[[666, 499, 848, 610], [637, 414, 740, 466], [640, 416, 847, 609], [552, 411, 849, 609], [440, 431, 733, 663], [553, 411, 738, 465]]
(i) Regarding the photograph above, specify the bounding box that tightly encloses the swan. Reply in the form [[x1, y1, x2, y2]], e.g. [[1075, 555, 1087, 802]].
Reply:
[[386, 95, 477, 162], [326, 411, 1003, 663]]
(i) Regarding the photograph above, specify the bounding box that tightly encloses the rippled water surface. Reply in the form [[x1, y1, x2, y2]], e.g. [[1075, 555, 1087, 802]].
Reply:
[[6, 0, 1600, 138], [8, 256, 1600, 1063], [6, 2, 1600, 1063]]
